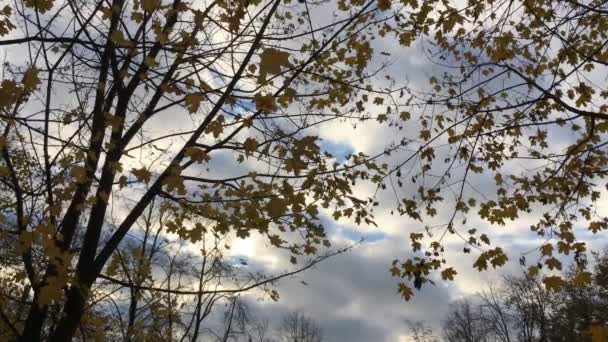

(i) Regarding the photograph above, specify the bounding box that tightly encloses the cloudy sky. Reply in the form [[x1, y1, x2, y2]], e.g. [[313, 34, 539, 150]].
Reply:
[[133, 8, 608, 341], [210, 10, 608, 341]]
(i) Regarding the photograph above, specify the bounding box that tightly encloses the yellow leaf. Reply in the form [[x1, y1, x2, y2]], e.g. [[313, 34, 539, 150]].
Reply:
[[24, 0, 54, 13], [267, 197, 287, 219], [184, 147, 210, 163], [141, 0, 161, 12], [543, 275, 565, 291], [205, 116, 224, 138], [110, 31, 132, 47], [164, 174, 186, 194], [243, 138, 257, 155], [573, 271, 592, 286], [258, 48, 291, 84], [398, 283, 414, 301], [400, 111, 411, 121], [441, 267, 457, 281], [23, 67, 40, 91], [377, 0, 392, 10], [132, 168, 151, 184], [253, 93, 277, 113], [527, 265, 539, 277], [144, 56, 156, 67], [118, 175, 128, 189], [540, 243, 553, 256], [184, 93, 203, 113]]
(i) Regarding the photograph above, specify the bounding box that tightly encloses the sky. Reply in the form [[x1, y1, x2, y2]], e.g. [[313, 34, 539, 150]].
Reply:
[[125, 4, 608, 340]]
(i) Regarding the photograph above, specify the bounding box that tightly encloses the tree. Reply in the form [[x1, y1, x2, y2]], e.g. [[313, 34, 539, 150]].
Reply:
[[440, 249, 608, 342], [2, 0, 608, 340], [442, 299, 488, 342], [478, 285, 512, 342], [406, 320, 440, 342], [386, 0, 608, 296], [279, 310, 323, 342], [0, 0, 405, 340], [502, 275, 551, 342]]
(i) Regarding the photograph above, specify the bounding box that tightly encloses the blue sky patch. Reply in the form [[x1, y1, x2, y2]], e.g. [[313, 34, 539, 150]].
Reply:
[[320, 140, 354, 163]]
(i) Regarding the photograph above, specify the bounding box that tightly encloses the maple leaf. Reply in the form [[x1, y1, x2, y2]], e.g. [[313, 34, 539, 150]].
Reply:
[[205, 117, 224, 138], [110, 31, 133, 47], [132, 168, 152, 184], [543, 275, 565, 291], [441, 267, 457, 281], [118, 175, 128, 189], [184, 147, 210, 163], [164, 175, 186, 194], [540, 243, 553, 256], [22, 67, 40, 91], [398, 283, 414, 301], [527, 265, 539, 277], [184, 93, 204, 113], [253, 93, 277, 113], [545, 257, 562, 271], [377, 0, 392, 11], [285, 157, 307, 176], [257, 48, 292, 84], [573, 271, 593, 286], [141, 0, 161, 12], [24, 0, 55, 13], [267, 197, 288, 219], [243, 138, 257, 156]]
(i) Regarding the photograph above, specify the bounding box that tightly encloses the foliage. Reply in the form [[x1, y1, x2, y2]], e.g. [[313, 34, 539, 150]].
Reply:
[[1, 0, 608, 340], [441, 249, 608, 342], [384, 0, 608, 299], [0, 0, 400, 339]]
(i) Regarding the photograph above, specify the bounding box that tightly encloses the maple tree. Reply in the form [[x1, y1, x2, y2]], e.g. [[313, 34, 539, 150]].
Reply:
[[1, 0, 608, 340], [384, 0, 608, 300], [0, 0, 399, 340]]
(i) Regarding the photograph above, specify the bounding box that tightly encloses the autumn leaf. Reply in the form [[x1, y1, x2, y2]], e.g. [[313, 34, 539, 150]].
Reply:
[[398, 283, 414, 301], [258, 48, 292, 84], [267, 197, 288, 219], [441, 267, 457, 281], [24, 0, 55, 13], [110, 31, 133, 47], [243, 138, 257, 156], [253, 93, 277, 113], [184, 147, 210, 163], [573, 270, 593, 286], [543, 275, 565, 291], [23, 67, 40, 91], [205, 116, 224, 138], [377, 0, 392, 11], [141, 0, 161, 12], [132, 168, 152, 184], [164, 174, 186, 194], [184, 93, 204, 113]]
